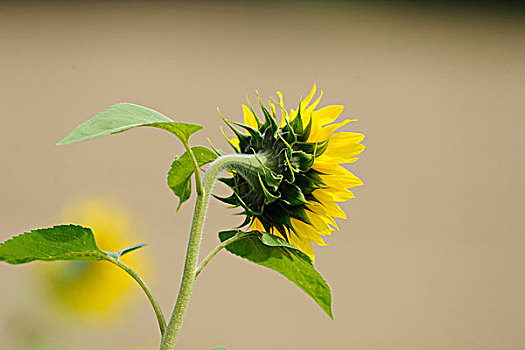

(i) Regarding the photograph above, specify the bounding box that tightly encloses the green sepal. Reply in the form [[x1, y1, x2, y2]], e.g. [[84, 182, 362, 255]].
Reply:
[[236, 215, 253, 229], [253, 153, 283, 190], [293, 139, 330, 157], [280, 116, 298, 145], [229, 120, 263, 144], [292, 151, 315, 172], [279, 182, 310, 206], [220, 126, 241, 153], [257, 95, 275, 128], [207, 138, 226, 157], [290, 105, 304, 135], [167, 146, 218, 210], [220, 116, 253, 152], [286, 205, 312, 226], [217, 177, 236, 188], [231, 190, 263, 216], [297, 111, 313, 143], [219, 230, 333, 319], [262, 205, 295, 234], [257, 173, 281, 204], [212, 193, 239, 206], [294, 174, 321, 195], [57, 103, 203, 146], [307, 169, 327, 187], [246, 97, 263, 128]]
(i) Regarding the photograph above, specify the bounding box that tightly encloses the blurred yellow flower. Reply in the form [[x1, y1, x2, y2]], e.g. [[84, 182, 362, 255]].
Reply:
[[39, 197, 151, 321]]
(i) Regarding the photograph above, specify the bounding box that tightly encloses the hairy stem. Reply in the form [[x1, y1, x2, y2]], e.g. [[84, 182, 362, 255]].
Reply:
[[105, 256, 166, 335], [160, 154, 259, 350]]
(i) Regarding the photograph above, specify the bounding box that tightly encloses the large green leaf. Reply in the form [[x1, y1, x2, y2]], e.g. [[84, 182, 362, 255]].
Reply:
[[57, 103, 203, 145], [0, 225, 145, 264], [219, 230, 333, 319], [0, 225, 105, 264], [168, 146, 218, 209]]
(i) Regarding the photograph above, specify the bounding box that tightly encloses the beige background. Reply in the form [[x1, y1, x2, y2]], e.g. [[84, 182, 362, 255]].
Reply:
[[1, 1, 524, 349]]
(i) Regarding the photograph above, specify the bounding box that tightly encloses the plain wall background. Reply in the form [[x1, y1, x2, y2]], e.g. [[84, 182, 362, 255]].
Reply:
[[0, 1, 524, 349]]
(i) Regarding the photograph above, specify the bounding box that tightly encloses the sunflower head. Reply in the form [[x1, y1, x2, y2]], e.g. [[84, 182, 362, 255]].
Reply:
[[216, 85, 365, 262]]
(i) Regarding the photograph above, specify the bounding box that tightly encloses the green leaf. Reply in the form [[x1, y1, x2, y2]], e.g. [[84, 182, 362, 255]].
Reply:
[[0, 225, 147, 265], [0, 225, 105, 264], [210, 347, 228, 350], [219, 230, 333, 319], [168, 146, 218, 209], [57, 103, 203, 145]]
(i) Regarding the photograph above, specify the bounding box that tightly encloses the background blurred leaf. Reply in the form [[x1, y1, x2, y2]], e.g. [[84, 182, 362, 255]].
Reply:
[[57, 103, 203, 145], [168, 146, 218, 210], [219, 230, 333, 319]]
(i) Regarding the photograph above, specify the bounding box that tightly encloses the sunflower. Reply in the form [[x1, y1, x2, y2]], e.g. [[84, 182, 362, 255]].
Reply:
[[39, 197, 151, 320], [216, 84, 365, 262]]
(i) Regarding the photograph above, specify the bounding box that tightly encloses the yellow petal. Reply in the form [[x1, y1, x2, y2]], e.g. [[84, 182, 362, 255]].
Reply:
[[309, 119, 354, 142], [312, 105, 344, 127], [300, 84, 318, 126], [277, 91, 285, 109], [319, 131, 366, 162], [314, 164, 363, 189], [309, 204, 340, 231], [251, 218, 286, 241], [305, 210, 335, 236], [291, 218, 328, 246], [300, 84, 317, 110], [242, 105, 258, 129], [320, 145, 366, 164], [251, 218, 264, 231], [275, 91, 289, 126], [316, 187, 355, 202], [289, 233, 316, 263], [269, 102, 277, 119], [303, 91, 323, 117], [312, 190, 347, 219], [230, 137, 239, 148]]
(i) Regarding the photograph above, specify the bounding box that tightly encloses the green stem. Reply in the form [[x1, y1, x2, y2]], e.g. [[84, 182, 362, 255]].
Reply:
[[195, 232, 252, 278], [160, 154, 259, 350], [105, 256, 166, 335], [182, 140, 204, 196]]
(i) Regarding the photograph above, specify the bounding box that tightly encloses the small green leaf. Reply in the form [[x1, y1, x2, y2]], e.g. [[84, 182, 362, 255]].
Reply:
[[57, 103, 203, 145], [117, 243, 147, 257], [219, 230, 333, 319], [210, 347, 228, 350], [168, 146, 218, 209], [0, 225, 105, 264], [105, 243, 147, 260]]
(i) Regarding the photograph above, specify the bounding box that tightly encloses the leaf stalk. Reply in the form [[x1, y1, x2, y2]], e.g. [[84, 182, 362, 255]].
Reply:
[[195, 232, 253, 278], [105, 256, 167, 335]]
